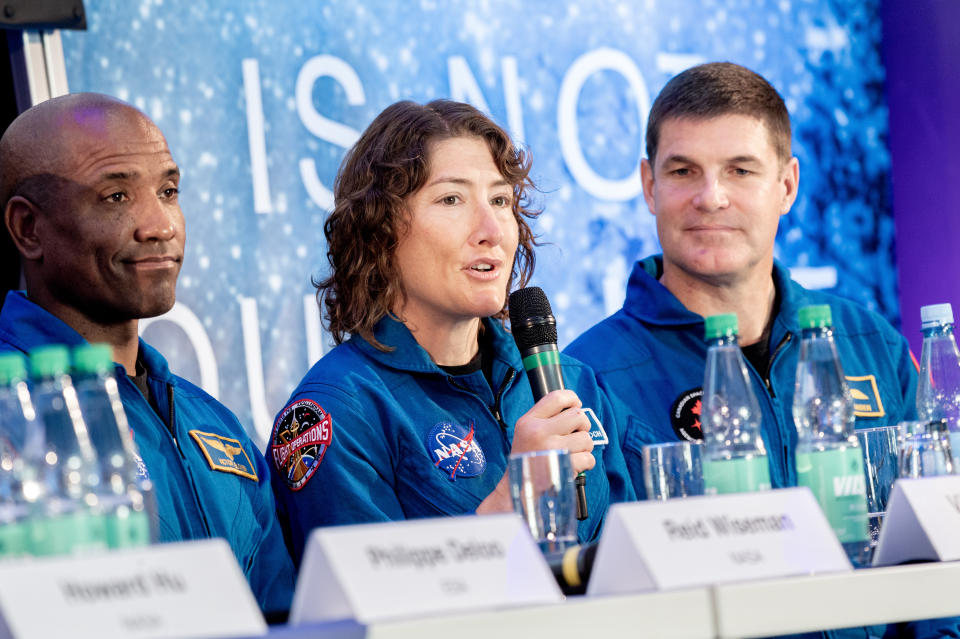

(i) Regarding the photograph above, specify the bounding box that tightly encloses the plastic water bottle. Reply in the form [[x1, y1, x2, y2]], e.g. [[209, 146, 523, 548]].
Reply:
[[701, 313, 772, 494], [0, 352, 40, 556], [792, 305, 869, 566], [28, 345, 107, 555], [916, 303, 960, 460], [72, 344, 154, 548]]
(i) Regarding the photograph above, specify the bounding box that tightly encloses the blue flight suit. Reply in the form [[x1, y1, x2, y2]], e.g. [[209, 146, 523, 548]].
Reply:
[[567, 257, 960, 639], [566, 256, 917, 499], [268, 316, 635, 564], [0, 291, 295, 616]]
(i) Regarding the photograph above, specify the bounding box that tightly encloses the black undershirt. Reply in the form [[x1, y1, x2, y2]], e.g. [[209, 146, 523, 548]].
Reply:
[[128, 357, 152, 403], [438, 327, 496, 390], [740, 339, 770, 377], [738, 286, 782, 377], [127, 355, 165, 429]]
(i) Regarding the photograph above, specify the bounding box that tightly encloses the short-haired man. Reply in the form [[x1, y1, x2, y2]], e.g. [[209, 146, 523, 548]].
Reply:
[[0, 93, 294, 617], [568, 62, 915, 495], [566, 59, 960, 639]]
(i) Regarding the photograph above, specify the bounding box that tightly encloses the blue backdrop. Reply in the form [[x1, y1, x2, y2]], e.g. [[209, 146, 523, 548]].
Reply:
[[61, 0, 896, 442]]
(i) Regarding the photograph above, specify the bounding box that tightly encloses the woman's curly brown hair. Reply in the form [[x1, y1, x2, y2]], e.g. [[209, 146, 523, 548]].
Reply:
[[315, 99, 539, 350]]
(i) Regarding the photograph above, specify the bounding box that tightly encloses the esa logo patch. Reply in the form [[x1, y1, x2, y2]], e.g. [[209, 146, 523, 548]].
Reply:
[[270, 399, 333, 491], [427, 421, 486, 480], [670, 387, 704, 442]]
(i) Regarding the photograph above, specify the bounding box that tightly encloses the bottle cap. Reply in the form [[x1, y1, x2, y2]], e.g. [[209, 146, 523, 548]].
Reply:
[[704, 313, 738, 340], [0, 352, 28, 385], [72, 343, 114, 375], [798, 305, 833, 329], [29, 345, 70, 379], [920, 303, 954, 328]]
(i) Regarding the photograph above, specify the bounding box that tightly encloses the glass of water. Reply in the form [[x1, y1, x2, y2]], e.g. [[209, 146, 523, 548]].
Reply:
[[642, 440, 705, 501], [898, 419, 955, 478], [509, 449, 578, 553], [856, 425, 900, 547]]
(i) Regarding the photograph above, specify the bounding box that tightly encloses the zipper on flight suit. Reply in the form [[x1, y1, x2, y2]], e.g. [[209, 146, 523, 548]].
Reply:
[[490, 369, 516, 430], [760, 332, 794, 485], [763, 333, 793, 395], [446, 368, 517, 431], [162, 382, 213, 537]]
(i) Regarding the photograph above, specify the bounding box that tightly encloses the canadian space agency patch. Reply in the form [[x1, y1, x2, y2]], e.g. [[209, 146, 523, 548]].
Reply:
[[270, 399, 333, 491], [427, 421, 486, 480], [671, 387, 704, 442]]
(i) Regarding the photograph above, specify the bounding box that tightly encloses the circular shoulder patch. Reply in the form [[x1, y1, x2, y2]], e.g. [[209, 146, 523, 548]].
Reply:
[[270, 399, 333, 491], [427, 421, 486, 480], [670, 387, 704, 442]]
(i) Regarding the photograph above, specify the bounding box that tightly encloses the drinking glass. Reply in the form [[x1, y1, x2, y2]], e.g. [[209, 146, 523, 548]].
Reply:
[[898, 419, 955, 478], [855, 425, 900, 547], [509, 449, 578, 553], [642, 441, 705, 501]]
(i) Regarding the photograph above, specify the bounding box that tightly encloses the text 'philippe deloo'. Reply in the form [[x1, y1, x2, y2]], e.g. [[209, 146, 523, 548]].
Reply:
[[365, 539, 506, 570]]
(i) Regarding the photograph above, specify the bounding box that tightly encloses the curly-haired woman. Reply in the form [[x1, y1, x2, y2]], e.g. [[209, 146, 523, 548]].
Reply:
[[267, 100, 633, 564]]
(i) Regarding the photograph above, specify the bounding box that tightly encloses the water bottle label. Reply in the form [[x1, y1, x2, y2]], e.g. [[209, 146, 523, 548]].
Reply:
[[796, 447, 869, 543], [30, 517, 72, 556], [106, 510, 151, 548], [31, 513, 108, 556], [0, 522, 30, 557], [703, 457, 772, 495]]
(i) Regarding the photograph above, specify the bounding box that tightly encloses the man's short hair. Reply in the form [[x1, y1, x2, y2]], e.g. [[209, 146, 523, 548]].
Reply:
[[645, 62, 792, 166]]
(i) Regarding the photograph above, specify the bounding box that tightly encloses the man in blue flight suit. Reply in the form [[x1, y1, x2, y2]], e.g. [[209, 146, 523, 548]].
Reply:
[[0, 93, 294, 617], [566, 62, 956, 638]]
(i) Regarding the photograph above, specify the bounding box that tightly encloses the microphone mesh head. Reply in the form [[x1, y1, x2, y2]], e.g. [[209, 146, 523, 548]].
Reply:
[[509, 287, 558, 350]]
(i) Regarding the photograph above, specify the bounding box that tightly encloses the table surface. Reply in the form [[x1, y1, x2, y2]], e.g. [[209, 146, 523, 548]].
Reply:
[[253, 561, 960, 639]]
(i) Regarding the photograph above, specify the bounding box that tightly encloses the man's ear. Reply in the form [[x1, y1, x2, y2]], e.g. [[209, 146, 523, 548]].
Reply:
[[779, 156, 800, 216], [641, 158, 656, 215], [5, 196, 44, 261]]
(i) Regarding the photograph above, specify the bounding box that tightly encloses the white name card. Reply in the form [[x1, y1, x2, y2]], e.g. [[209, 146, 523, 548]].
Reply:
[[873, 475, 960, 566], [588, 487, 851, 597], [0, 539, 266, 639], [290, 513, 562, 625]]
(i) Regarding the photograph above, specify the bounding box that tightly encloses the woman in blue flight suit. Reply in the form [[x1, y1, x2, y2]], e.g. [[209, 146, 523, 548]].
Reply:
[[267, 99, 633, 564]]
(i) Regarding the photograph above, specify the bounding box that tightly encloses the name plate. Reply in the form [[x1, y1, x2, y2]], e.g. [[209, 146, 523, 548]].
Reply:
[[588, 487, 851, 596], [873, 475, 960, 566], [0, 539, 265, 639], [290, 513, 561, 624]]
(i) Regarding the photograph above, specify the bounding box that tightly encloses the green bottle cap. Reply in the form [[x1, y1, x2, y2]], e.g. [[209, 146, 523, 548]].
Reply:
[[798, 304, 833, 329], [72, 343, 114, 375], [29, 345, 70, 379], [0, 352, 28, 385], [704, 313, 739, 340]]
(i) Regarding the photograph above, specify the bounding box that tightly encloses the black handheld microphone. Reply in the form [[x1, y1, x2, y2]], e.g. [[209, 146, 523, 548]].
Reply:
[[509, 286, 588, 521]]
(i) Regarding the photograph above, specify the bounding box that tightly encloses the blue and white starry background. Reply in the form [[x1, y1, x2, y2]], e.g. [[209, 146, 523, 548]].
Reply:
[[62, 0, 895, 444]]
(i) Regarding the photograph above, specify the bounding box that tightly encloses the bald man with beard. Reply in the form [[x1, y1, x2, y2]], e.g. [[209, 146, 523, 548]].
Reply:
[[0, 94, 294, 617]]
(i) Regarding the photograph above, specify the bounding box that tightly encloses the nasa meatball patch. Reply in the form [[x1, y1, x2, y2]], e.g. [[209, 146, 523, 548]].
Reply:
[[270, 399, 333, 491], [427, 421, 486, 480]]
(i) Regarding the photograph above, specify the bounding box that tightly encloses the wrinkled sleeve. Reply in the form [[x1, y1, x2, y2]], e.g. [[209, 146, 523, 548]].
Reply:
[[593, 370, 649, 500], [245, 440, 297, 618], [561, 360, 637, 543], [595, 380, 637, 507], [267, 385, 405, 565]]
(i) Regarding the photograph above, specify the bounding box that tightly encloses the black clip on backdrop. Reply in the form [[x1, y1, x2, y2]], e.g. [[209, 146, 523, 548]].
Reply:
[[0, 0, 86, 30]]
